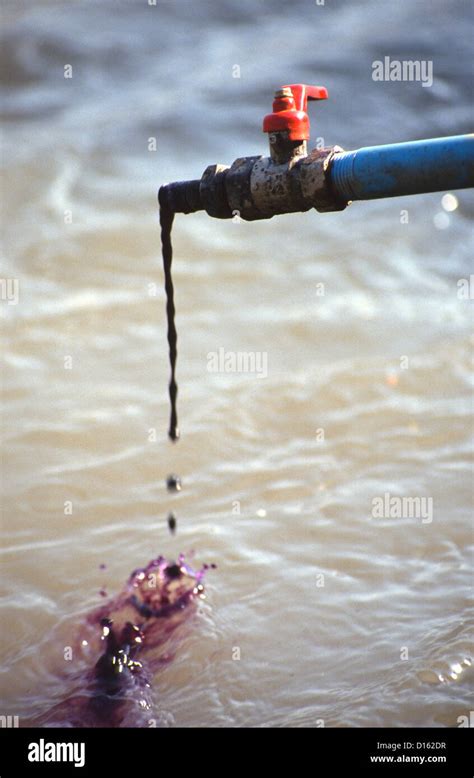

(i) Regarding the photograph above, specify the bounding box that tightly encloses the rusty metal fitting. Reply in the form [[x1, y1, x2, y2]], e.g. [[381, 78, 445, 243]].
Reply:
[[268, 130, 307, 165], [297, 146, 348, 212], [224, 155, 264, 221], [248, 145, 348, 218], [200, 163, 232, 218], [158, 146, 349, 221], [249, 155, 306, 218]]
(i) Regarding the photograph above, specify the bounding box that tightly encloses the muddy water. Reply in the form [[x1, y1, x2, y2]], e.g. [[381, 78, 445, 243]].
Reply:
[[1, 0, 473, 727]]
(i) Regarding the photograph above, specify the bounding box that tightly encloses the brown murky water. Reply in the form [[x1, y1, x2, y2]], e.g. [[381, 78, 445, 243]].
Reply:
[[1, 0, 473, 727]]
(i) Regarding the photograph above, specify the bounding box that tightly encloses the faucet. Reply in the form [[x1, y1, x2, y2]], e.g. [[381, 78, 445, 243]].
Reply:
[[158, 84, 474, 220]]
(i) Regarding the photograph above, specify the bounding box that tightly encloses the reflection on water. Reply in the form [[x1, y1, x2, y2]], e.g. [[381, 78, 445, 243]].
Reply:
[[1, 0, 473, 727]]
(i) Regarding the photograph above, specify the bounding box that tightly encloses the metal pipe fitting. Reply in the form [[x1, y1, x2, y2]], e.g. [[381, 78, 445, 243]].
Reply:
[[158, 178, 201, 214], [158, 84, 473, 221], [159, 134, 474, 221], [158, 145, 347, 221]]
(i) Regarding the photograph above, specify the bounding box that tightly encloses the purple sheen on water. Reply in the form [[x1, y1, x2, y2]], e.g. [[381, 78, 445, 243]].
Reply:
[[29, 554, 214, 728]]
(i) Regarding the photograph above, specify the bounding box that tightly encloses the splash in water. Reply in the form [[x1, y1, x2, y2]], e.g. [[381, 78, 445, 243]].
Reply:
[[30, 555, 215, 728]]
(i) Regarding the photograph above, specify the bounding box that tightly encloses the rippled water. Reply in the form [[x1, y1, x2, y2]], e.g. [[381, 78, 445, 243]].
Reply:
[[1, 0, 473, 728]]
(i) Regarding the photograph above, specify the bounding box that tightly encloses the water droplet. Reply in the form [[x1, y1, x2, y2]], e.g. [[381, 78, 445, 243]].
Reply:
[[167, 512, 177, 533], [166, 474, 182, 492]]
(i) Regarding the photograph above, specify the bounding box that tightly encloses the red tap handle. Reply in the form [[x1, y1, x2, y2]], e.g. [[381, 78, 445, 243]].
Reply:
[[263, 83, 328, 142], [285, 84, 328, 112]]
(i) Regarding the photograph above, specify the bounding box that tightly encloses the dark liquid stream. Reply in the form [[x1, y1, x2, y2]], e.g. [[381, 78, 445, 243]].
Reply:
[[160, 205, 179, 441]]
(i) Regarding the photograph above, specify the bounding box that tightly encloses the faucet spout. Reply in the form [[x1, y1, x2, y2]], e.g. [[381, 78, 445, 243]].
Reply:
[[158, 178, 202, 214]]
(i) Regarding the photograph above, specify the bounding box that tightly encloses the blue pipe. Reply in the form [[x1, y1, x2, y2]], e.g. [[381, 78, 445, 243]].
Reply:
[[330, 134, 474, 202]]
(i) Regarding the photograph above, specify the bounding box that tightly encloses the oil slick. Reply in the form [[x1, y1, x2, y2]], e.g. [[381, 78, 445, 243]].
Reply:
[[30, 555, 214, 728], [25, 202, 207, 726]]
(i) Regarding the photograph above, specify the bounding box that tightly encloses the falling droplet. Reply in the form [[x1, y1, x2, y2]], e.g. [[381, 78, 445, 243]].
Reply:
[[166, 474, 182, 492]]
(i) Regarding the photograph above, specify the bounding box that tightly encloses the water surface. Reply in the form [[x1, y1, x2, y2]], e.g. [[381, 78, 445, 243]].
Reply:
[[1, 0, 473, 727]]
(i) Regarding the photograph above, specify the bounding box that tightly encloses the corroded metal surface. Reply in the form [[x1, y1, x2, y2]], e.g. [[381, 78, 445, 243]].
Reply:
[[251, 155, 306, 216], [298, 147, 348, 212], [268, 130, 307, 164], [200, 163, 232, 218], [160, 146, 348, 220], [225, 155, 264, 221], [250, 146, 348, 217]]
